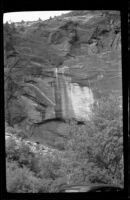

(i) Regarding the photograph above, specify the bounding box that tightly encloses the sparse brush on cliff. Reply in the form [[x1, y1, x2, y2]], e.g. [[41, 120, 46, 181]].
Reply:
[[4, 11, 122, 192]]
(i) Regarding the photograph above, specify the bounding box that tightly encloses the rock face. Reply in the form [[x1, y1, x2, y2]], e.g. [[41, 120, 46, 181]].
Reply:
[[4, 10, 122, 145], [69, 84, 94, 120], [55, 66, 94, 120]]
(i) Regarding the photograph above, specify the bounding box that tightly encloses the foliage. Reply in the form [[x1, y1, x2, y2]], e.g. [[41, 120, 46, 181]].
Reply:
[[63, 94, 123, 186], [6, 137, 18, 161], [4, 10, 122, 192], [6, 157, 67, 193], [4, 22, 17, 55], [6, 137, 35, 168], [6, 160, 43, 193], [36, 153, 64, 179], [5, 93, 123, 192], [92, 94, 122, 123], [6, 135, 68, 192]]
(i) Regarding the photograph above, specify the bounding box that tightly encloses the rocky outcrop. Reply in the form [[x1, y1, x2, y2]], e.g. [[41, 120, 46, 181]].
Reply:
[[4, 11, 122, 146], [5, 130, 63, 156], [48, 11, 121, 57]]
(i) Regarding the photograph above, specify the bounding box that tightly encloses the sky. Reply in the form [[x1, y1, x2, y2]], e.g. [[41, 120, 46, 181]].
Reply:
[[3, 11, 71, 23]]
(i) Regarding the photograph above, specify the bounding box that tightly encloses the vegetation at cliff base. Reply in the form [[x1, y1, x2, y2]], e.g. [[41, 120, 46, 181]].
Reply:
[[6, 94, 123, 192], [4, 11, 123, 193]]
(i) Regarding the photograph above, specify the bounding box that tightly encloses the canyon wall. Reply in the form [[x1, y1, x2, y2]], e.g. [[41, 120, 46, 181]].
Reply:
[[4, 10, 122, 142], [58, 67, 94, 121]]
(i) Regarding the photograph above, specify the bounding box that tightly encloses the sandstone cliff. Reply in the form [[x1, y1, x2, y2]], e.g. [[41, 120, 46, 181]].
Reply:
[[4, 10, 122, 147]]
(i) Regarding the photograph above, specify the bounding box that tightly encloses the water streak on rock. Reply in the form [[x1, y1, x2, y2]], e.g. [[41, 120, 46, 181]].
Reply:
[[56, 66, 94, 120]]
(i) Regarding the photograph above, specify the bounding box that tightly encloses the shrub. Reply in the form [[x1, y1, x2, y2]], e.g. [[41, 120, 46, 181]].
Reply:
[[6, 159, 66, 193], [6, 137, 19, 161], [6, 137, 37, 171], [17, 143, 35, 168], [5, 93, 123, 190], [64, 94, 123, 186], [37, 155, 62, 180], [6, 161, 41, 193]]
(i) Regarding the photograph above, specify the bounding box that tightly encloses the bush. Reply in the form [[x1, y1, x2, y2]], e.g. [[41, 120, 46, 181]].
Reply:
[[64, 94, 123, 186], [37, 154, 62, 180], [17, 143, 35, 168], [5, 93, 123, 190], [6, 161, 41, 193], [6, 137, 37, 171], [6, 137, 19, 161], [6, 159, 67, 193]]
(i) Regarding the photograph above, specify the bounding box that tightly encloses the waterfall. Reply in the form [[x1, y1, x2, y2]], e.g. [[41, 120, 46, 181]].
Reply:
[[60, 67, 75, 120], [70, 84, 94, 120], [54, 67, 62, 118], [59, 66, 94, 121], [22, 66, 94, 122]]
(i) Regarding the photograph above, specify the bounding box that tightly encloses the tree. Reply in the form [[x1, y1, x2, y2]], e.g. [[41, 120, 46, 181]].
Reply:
[[6, 139, 68, 192], [63, 94, 123, 186], [38, 18, 42, 21], [6, 161, 42, 193], [21, 20, 25, 24]]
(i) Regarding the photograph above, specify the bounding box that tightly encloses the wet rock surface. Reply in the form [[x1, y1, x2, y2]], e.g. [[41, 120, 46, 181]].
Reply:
[[4, 10, 122, 147]]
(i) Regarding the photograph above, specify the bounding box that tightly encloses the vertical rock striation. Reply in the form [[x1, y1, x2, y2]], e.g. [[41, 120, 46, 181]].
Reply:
[[57, 66, 94, 121], [70, 84, 94, 120], [59, 67, 75, 120]]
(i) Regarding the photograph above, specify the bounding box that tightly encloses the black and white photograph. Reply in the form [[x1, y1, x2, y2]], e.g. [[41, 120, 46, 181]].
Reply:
[[3, 10, 124, 195]]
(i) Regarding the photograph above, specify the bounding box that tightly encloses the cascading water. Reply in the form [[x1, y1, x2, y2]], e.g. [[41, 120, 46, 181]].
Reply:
[[59, 67, 75, 120], [22, 66, 94, 122], [57, 66, 94, 121], [70, 83, 94, 120], [54, 67, 62, 119]]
